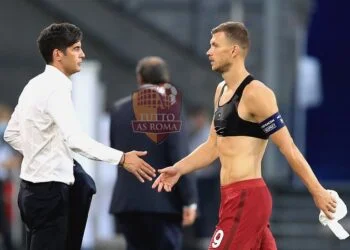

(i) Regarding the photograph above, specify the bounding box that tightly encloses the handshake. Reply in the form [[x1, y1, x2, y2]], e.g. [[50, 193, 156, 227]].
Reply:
[[119, 150, 181, 193], [120, 150, 195, 226]]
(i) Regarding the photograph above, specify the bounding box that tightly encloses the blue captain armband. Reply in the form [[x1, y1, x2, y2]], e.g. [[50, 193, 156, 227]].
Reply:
[[259, 112, 285, 136]]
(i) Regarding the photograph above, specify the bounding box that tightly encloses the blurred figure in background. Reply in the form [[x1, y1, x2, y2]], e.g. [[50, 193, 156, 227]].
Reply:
[[109, 56, 198, 250], [0, 104, 21, 250], [187, 105, 220, 248]]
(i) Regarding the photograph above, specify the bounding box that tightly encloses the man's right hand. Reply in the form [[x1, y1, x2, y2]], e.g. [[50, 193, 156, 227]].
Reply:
[[121, 151, 156, 183], [152, 166, 182, 192]]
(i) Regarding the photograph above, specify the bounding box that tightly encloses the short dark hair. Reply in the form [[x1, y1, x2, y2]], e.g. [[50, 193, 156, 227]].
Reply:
[[136, 56, 170, 84], [37, 23, 83, 64], [211, 21, 250, 51]]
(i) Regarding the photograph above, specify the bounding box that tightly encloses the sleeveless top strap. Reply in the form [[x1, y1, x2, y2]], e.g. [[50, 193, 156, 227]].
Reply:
[[235, 75, 254, 101], [217, 75, 254, 106]]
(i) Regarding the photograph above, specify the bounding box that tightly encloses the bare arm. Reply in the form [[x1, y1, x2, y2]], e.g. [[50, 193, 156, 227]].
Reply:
[[271, 129, 323, 193], [173, 83, 225, 175], [152, 83, 223, 192], [174, 122, 217, 175], [245, 81, 336, 218], [246, 82, 323, 193]]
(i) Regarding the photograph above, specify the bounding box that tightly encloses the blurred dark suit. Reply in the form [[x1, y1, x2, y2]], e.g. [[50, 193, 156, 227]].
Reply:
[[109, 96, 198, 250]]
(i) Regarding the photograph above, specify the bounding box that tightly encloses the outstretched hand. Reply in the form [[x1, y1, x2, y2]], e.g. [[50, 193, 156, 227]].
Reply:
[[152, 166, 181, 192], [121, 151, 156, 183]]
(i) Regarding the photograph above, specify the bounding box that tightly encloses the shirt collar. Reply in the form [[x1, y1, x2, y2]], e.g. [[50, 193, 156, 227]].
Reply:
[[45, 65, 73, 91]]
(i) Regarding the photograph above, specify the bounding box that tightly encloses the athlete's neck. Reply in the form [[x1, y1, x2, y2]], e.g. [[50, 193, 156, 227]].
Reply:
[[222, 62, 249, 90]]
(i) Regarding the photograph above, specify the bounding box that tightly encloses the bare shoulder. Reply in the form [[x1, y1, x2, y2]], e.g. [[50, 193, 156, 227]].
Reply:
[[244, 80, 276, 102], [243, 80, 279, 118]]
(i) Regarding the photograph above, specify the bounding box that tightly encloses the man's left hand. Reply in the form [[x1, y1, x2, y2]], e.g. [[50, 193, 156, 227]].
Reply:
[[182, 205, 197, 227]]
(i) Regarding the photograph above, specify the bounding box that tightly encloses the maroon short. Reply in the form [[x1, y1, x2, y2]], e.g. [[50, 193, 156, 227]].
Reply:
[[208, 178, 277, 250]]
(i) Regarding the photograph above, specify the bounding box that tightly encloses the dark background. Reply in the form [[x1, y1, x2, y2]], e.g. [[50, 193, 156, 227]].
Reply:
[[307, 0, 350, 181]]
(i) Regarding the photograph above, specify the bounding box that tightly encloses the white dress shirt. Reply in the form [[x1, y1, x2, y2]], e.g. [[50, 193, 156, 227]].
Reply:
[[4, 65, 123, 184]]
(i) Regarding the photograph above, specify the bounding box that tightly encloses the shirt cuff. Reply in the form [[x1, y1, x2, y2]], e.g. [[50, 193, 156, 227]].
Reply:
[[118, 152, 125, 167], [114, 150, 124, 165]]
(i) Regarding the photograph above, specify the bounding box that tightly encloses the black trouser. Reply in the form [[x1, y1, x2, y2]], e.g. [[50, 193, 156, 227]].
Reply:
[[18, 180, 70, 250], [0, 181, 14, 250], [116, 213, 183, 250]]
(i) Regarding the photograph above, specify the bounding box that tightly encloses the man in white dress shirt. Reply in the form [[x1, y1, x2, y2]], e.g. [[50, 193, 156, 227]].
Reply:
[[4, 23, 156, 250]]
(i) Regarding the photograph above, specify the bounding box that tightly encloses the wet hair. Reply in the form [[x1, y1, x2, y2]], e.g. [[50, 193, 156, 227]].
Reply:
[[136, 56, 170, 84], [37, 23, 83, 64]]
